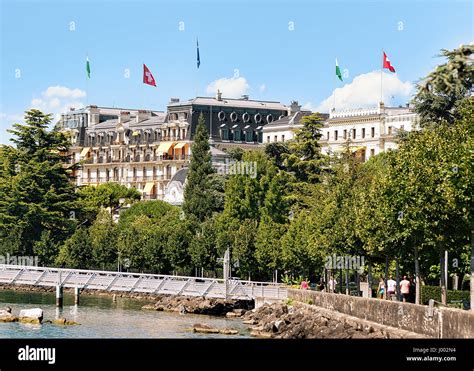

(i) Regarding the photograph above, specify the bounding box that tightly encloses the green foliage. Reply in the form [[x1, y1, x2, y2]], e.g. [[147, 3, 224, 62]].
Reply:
[[77, 183, 140, 223], [413, 44, 473, 126], [56, 227, 93, 269], [0, 109, 77, 255], [183, 113, 216, 222], [420, 285, 470, 306], [89, 209, 118, 270]]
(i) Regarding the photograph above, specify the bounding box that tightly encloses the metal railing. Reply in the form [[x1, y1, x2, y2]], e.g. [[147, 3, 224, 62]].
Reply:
[[0, 265, 288, 300]]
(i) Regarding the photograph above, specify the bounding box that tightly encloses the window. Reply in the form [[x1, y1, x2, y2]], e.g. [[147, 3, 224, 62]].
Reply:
[[221, 129, 229, 140], [274, 135, 278, 142], [246, 130, 253, 142], [334, 130, 338, 141], [400, 125, 404, 131], [182, 129, 186, 139], [388, 126, 392, 135], [281, 135, 285, 142], [370, 149, 375, 157], [371, 127, 375, 137], [352, 129, 356, 139], [233, 130, 241, 141], [343, 130, 347, 139], [362, 128, 366, 138], [326, 132, 329, 140], [258, 132, 263, 143], [267, 136, 270, 143]]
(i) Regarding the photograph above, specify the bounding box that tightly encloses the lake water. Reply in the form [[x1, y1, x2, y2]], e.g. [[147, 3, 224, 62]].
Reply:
[[0, 290, 251, 338]]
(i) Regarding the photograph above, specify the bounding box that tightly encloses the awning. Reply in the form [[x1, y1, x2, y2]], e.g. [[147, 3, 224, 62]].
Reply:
[[132, 130, 140, 137], [351, 146, 366, 153], [219, 123, 226, 128], [256, 126, 263, 130], [80, 147, 91, 157], [231, 125, 238, 129], [157, 141, 175, 153], [244, 125, 251, 130], [174, 142, 186, 149], [143, 182, 154, 194]]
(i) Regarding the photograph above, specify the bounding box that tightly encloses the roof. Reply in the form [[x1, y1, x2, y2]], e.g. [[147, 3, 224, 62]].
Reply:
[[263, 111, 314, 129], [87, 113, 167, 130], [168, 96, 287, 111], [169, 167, 188, 185]]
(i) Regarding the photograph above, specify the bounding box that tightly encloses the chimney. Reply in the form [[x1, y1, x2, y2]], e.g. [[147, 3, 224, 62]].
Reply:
[[216, 89, 222, 101], [289, 100, 301, 114], [136, 110, 150, 123], [119, 111, 130, 124], [70, 107, 75, 111], [89, 105, 100, 125], [170, 98, 180, 103], [241, 95, 249, 100]]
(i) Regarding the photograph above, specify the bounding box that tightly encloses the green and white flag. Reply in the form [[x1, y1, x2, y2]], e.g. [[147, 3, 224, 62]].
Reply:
[[336, 58, 343, 81], [86, 57, 91, 79]]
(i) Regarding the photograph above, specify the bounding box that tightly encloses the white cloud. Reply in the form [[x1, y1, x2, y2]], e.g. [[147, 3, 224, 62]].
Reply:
[[43, 85, 86, 99], [206, 76, 249, 98], [30, 85, 86, 123], [311, 71, 414, 113], [259, 84, 266, 93]]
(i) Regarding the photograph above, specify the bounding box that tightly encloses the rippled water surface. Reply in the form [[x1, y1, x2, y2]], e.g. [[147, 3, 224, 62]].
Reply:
[[0, 290, 250, 338]]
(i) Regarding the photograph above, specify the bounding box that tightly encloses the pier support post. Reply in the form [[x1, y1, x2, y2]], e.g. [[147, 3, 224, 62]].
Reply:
[[74, 287, 80, 305], [56, 285, 63, 307]]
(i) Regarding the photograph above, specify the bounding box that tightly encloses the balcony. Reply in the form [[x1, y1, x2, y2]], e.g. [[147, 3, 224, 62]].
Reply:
[[81, 155, 190, 165], [82, 175, 171, 185]]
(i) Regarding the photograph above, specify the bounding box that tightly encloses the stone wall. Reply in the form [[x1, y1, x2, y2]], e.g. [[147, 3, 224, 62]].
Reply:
[[288, 289, 474, 338]]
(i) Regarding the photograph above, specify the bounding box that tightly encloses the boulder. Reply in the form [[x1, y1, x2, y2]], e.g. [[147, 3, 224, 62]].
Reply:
[[193, 326, 220, 334], [19, 308, 43, 324], [0, 312, 18, 323], [273, 320, 285, 333], [52, 318, 66, 325], [225, 312, 239, 318], [141, 304, 156, 311], [219, 328, 239, 335]]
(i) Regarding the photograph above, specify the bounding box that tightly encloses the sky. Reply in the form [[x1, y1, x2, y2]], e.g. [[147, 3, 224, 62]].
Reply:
[[0, 0, 472, 144]]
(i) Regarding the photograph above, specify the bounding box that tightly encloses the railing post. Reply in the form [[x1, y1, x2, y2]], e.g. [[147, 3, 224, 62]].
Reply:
[[56, 269, 63, 307]]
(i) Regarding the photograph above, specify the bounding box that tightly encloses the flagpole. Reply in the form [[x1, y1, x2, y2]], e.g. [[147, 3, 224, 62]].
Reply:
[[86, 52, 89, 106], [381, 49, 383, 105], [333, 60, 336, 112]]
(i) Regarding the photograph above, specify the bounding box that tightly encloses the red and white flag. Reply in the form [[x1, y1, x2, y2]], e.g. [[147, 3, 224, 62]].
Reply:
[[143, 64, 157, 86], [383, 52, 396, 73]]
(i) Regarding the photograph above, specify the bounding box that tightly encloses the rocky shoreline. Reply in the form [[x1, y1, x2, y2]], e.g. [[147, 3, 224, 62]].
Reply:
[[241, 302, 421, 339], [141, 295, 253, 316], [0, 307, 79, 326]]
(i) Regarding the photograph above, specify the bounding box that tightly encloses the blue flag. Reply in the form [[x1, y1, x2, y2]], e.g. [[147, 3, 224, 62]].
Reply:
[[197, 39, 200, 69]]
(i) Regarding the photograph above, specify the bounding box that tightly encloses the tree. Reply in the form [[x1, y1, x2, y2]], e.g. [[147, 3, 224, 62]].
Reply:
[[0, 109, 77, 256], [77, 183, 141, 223], [413, 44, 473, 127], [56, 227, 93, 269], [182, 113, 216, 222], [89, 208, 118, 270], [284, 113, 325, 183]]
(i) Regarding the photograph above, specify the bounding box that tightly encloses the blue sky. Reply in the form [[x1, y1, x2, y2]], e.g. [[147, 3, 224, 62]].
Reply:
[[0, 0, 472, 143]]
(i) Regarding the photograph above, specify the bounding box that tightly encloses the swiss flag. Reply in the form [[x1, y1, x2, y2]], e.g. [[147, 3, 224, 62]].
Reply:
[[383, 52, 396, 73], [143, 64, 157, 86]]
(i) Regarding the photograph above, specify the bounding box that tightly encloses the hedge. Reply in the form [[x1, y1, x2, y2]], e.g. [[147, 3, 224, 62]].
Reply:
[[421, 285, 470, 308]]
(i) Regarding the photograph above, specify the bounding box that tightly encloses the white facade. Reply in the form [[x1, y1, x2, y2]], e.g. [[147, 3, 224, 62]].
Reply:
[[320, 103, 418, 161]]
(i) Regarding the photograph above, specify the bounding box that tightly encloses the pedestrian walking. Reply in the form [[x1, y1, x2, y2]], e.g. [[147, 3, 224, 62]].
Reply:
[[328, 276, 337, 293], [377, 277, 385, 299], [400, 275, 410, 302], [387, 276, 396, 300]]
